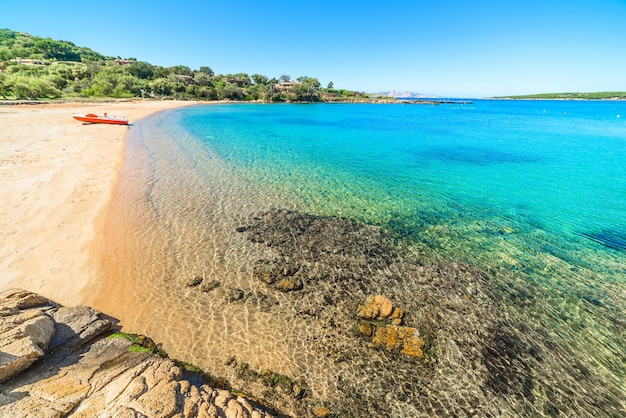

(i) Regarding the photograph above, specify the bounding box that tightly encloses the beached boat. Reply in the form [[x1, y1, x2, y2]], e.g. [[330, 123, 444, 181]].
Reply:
[[73, 113, 129, 125]]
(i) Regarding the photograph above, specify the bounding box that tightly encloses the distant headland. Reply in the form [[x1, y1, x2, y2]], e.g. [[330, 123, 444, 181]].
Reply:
[[494, 92, 626, 100]]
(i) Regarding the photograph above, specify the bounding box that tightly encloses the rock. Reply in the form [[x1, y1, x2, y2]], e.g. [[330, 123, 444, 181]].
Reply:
[[0, 315, 55, 383], [0, 289, 56, 383], [313, 405, 331, 417], [50, 305, 113, 350], [371, 325, 424, 359], [356, 295, 380, 319], [276, 277, 303, 292], [292, 383, 305, 399], [356, 294, 395, 320], [0, 289, 278, 418], [389, 307, 404, 321], [401, 334, 424, 359], [187, 276, 204, 287], [375, 295, 394, 318], [359, 321, 375, 337], [227, 288, 245, 302], [201, 280, 221, 293]]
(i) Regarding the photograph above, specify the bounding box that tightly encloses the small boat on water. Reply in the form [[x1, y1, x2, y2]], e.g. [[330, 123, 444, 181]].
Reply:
[[73, 113, 129, 125]]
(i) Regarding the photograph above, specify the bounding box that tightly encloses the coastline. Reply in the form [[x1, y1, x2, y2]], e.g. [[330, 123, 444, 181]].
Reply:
[[0, 99, 201, 307]]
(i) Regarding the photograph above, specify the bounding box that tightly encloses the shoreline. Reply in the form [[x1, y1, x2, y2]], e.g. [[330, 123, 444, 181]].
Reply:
[[0, 99, 202, 307]]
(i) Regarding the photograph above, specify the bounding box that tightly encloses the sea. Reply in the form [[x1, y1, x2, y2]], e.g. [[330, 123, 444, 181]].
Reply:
[[96, 100, 625, 417]]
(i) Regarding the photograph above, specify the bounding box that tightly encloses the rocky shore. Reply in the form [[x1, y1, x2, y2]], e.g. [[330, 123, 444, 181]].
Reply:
[[0, 288, 278, 417]]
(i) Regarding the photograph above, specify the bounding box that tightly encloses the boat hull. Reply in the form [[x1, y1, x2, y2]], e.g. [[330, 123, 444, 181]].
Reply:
[[73, 114, 129, 125]]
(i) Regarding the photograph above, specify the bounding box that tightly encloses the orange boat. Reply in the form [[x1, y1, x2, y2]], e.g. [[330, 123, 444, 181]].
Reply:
[[73, 113, 129, 125]]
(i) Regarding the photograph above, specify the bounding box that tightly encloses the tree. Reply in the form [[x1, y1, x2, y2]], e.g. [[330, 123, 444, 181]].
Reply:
[[167, 65, 192, 76], [10, 75, 60, 99], [128, 61, 155, 79], [0, 72, 12, 98], [193, 72, 212, 86], [33, 38, 80, 61], [279, 74, 291, 83], [327, 81, 334, 89], [149, 78, 173, 96], [251, 73, 268, 85], [198, 66, 214, 76], [293, 76, 321, 102]]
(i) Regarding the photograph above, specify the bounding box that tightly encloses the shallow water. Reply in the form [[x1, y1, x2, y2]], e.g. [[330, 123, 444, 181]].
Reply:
[[95, 101, 625, 416]]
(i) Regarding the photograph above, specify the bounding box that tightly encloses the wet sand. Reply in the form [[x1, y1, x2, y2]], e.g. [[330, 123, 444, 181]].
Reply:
[[0, 100, 200, 306]]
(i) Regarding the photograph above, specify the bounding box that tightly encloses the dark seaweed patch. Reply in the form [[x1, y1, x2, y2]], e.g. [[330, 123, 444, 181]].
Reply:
[[482, 326, 535, 402], [416, 146, 538, 165], [577, 229, 626, 251]]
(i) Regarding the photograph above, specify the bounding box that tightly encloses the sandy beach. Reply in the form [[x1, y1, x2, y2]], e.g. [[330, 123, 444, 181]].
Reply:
[[0, 100, 200, 307]]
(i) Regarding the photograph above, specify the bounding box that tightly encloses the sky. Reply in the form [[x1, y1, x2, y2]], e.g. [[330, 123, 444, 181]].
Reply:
[[1, 0, 625, 97]]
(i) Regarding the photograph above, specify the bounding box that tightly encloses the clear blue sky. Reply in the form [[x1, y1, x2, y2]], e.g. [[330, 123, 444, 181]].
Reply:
[[2, 0, 625, 97]]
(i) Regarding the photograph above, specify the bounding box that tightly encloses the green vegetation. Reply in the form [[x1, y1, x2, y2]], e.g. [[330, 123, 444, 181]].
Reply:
[[108, 331, 231, 389], [0, 28, 378, 103], [497, 92, 626, 100], [108, 331, 168, 357]]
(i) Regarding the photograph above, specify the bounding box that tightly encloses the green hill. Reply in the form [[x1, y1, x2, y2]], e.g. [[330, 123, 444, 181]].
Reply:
[[0, 28, 378, 103], [0, 28, 107, 62], [496, 92, 626, 100]]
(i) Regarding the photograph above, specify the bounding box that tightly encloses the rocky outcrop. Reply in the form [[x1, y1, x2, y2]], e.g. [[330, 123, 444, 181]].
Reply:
[[356, 295, 423, 359], [0, 288, 277, 418]]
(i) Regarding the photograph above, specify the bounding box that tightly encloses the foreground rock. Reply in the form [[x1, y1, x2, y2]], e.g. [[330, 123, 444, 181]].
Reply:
[[0, 288, 277, 418]]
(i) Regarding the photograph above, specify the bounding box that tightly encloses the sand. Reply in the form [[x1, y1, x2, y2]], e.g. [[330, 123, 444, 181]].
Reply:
[[0, 100, 200, 307]]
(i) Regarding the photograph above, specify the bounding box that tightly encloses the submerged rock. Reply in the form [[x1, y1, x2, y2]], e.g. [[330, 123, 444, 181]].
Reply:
[[187, 275, 203, 287], [233, 209, 625, 417], [371, 325, 424, 359], [357, 294, 395, 320], [356, 295, 422, 359]]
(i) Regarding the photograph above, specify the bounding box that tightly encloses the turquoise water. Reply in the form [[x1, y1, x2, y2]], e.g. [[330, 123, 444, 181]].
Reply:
[[108, 101, 625, 415], [182, 101, 626, 239], [180, 100, 625, 374]]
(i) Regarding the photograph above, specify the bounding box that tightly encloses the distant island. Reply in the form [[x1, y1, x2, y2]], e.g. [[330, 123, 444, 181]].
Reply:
[[495, 92, 626, 100]]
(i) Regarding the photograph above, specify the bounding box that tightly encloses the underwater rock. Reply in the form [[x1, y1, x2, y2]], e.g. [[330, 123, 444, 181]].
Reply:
[[200, 279, 220, 293], [371, 325, 424, 359], [313, 405, 330, 417], [356, 295, 399, 321], [356, 296, 422, 358], [389, 307, 405, 325], [276, 276, 303, 292], [358, 320, 375, 337], [253, 258, 303, 292], [227, 288, 245, 302], [187, 275, 203, 287]]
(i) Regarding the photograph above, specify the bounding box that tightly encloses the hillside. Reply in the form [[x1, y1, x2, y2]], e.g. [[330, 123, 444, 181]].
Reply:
[[0, 28, 108, 62], [0, 28, 377, 103]]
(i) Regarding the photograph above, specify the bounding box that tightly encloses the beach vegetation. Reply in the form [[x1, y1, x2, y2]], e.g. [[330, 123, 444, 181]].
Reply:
[[292, 76, 321, 102], [108, 331, 168, 357]]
